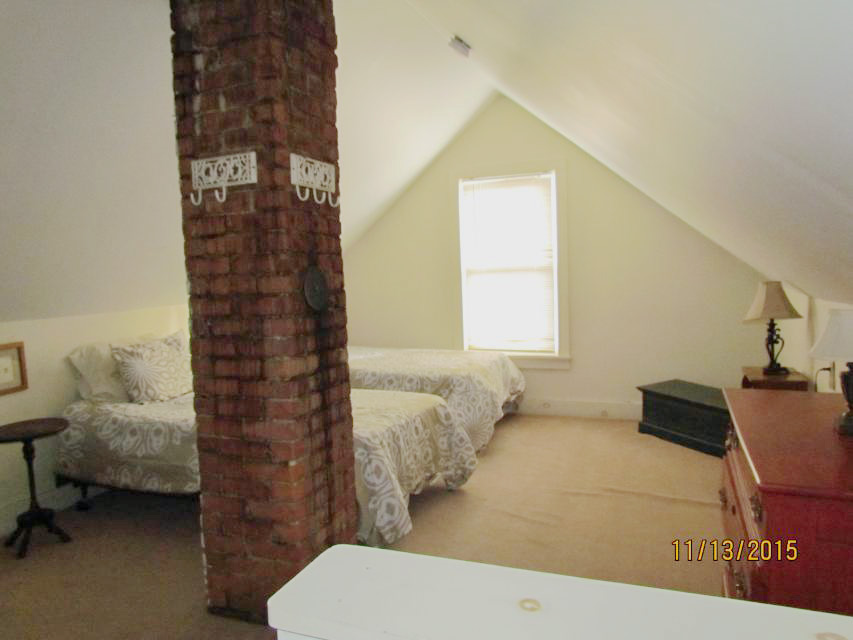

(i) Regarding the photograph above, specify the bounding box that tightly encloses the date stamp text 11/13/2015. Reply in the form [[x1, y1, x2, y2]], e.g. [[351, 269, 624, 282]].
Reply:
[[672, 539, 798, 562]]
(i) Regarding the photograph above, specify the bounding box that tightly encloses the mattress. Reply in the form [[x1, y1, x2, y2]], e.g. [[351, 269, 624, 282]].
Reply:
[[57, 388, 476, 546], [348, 346, 526, 451], [351, 388, 476, 545], [58, 393, 199, 494]]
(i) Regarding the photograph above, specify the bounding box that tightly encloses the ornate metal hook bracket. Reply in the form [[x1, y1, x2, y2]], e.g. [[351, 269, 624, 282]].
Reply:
[[290, 153, 340, 207], [190, 151, 257, 205]]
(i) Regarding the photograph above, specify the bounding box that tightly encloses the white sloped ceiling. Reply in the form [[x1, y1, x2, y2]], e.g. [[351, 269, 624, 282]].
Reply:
[[334, 0, 494, 245], [2, 1, 850, 322], [0, 0, 493, 322], [399, 0, 853, 303]]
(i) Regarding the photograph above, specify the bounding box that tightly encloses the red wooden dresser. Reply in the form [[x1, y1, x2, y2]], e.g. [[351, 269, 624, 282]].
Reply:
[[721, 389, 853, 615]]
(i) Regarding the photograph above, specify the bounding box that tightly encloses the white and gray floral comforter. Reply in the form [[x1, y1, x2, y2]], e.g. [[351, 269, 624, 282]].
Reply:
[[58, 393, 199, 494], [57, 388, 475, 546], [352, 389, 476, 545], [348, 347, 525, 451]]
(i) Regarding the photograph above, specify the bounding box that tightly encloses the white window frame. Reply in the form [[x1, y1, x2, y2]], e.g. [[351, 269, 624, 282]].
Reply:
[[458, 171, 560, 357]]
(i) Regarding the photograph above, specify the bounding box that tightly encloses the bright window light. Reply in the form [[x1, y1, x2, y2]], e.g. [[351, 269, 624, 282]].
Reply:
[[459, 172, 559, 354]]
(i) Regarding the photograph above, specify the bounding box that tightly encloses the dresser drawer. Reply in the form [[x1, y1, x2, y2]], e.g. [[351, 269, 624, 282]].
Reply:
[[720, 460, 744, 541], [722, 561, 748, 600], [721, 466, 751, 601], [724, 430, 766, 540], [721, 389, 853, 615], [720, 462, 768, 602]]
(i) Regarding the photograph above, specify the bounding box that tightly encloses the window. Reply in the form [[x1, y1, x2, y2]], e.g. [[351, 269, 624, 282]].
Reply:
[[459, 171, 559, 355]]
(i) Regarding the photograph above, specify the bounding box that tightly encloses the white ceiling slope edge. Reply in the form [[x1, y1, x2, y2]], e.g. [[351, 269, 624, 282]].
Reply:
[[2, 1, 849, 321], [402, 0, 853, 304], [334, 0, 493, 246]]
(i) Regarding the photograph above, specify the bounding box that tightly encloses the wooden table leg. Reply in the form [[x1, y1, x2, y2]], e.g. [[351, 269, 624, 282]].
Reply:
[[4, 436, 72, 558]]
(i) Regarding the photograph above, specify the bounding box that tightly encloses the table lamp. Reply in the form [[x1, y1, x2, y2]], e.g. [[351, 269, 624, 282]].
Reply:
[[743, 281, 802, 375], [810, 308, 853, 436]]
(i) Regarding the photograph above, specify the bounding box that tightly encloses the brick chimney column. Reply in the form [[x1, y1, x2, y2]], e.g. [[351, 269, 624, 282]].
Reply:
[[170, 0, 356, 622]]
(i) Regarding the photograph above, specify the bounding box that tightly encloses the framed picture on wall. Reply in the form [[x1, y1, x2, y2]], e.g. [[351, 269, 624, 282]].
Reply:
[[0, 342, 28, 396]]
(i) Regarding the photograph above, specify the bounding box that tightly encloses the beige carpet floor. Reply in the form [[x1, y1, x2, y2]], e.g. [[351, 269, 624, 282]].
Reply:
[[393, 415, 724, 596], [1, 415, 724, 639]]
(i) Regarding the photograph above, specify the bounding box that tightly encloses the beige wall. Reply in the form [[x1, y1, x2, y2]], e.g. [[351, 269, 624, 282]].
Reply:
[[344, 95, 776, 418], [0, 0, 194, 537], [808, 298, 853, 392], [0, 0, 185, 322], [0, 304, 188, 536]]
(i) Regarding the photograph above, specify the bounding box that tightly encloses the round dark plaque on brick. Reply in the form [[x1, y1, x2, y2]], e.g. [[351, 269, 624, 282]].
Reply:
[[303, 266, 328, 312]]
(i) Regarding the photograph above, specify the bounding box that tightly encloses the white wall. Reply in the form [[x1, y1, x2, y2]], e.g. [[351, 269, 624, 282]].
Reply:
[[409, 0, 853, 305], [0, 304, 188, 536], [808, 298, 853, 392], [0, 0, 185, 322], [344, 95, 774, 418]]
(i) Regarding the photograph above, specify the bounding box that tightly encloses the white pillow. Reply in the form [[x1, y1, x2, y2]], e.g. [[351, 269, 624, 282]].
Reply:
[[111, 333, 192, 403], [162, 330, 188, 353], [67, 342, 130, 403]]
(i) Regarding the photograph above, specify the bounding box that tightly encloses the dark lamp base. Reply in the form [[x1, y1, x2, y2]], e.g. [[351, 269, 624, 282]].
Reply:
[[837, 412, 853, 437], [761, 319, 790, 376], [763, 364, 790, 376], [840, 365, 853, 436]]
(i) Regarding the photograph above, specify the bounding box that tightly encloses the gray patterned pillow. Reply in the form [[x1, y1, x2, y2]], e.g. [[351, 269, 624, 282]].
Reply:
[[112, 335, 192, 403]]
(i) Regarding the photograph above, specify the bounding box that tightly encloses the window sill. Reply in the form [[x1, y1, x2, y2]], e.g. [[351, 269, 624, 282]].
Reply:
[[506, 353, 572, 371]]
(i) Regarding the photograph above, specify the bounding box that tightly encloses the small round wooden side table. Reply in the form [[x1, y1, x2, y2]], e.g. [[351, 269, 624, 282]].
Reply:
[[1, 417, 72, 558]]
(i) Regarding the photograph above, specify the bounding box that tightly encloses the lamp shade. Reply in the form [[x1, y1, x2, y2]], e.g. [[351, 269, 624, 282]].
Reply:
[[810, 309, 853, 361], [744, 281, 802, 322]]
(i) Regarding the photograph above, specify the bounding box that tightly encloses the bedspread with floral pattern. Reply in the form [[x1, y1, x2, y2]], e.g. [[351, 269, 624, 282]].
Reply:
[[58, 393, 199, 494], [58, 388, 475, 546], [351, 389, 476, 545], [348, 347, 525, 451]]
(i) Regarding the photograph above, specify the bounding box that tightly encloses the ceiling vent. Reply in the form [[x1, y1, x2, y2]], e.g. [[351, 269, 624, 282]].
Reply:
[[449, 35, 471, 57]]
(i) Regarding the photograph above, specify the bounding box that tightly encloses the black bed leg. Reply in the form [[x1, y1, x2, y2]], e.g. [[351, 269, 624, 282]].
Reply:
[[75, 483, 91, 511]]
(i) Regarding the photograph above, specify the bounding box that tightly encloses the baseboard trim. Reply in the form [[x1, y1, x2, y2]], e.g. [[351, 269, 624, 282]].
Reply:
[[517, 396, 641, 420]]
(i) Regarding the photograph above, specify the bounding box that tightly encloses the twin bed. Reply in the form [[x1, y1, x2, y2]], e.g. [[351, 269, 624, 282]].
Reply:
[[57, 344, 524, 545], [349, 347, 525, 452]]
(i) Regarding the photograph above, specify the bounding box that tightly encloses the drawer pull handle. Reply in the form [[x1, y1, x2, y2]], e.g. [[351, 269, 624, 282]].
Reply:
[[718, 488, 728, 509], [733, 568, 747, 599], [749, 494, 763, 523], [725, 428, 739, 451]]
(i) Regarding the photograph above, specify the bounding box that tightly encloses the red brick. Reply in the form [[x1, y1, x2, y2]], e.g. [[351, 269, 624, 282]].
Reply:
[[264, 356, 314, 379], [268, 440, 308, 461], [173, 0, 355, 622], [204, 533, 246, 555], [246, 539, 301, 562], [201, 494, 245, 517], [243, 418, 309, 441], [266, 397, 309, 419], [246, 499, 308, 522], [267, 479, 312, 501], [242, 460, 307, 482]]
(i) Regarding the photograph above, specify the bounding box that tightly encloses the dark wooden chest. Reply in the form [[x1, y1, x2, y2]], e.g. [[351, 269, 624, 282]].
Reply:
[[637, 379, 729, 456]]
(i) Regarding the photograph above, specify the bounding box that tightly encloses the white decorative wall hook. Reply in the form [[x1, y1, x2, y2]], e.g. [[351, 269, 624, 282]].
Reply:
[[290, 153, 340, 208], [190, 151, 257, 205], [295, 185, 311, 202]]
